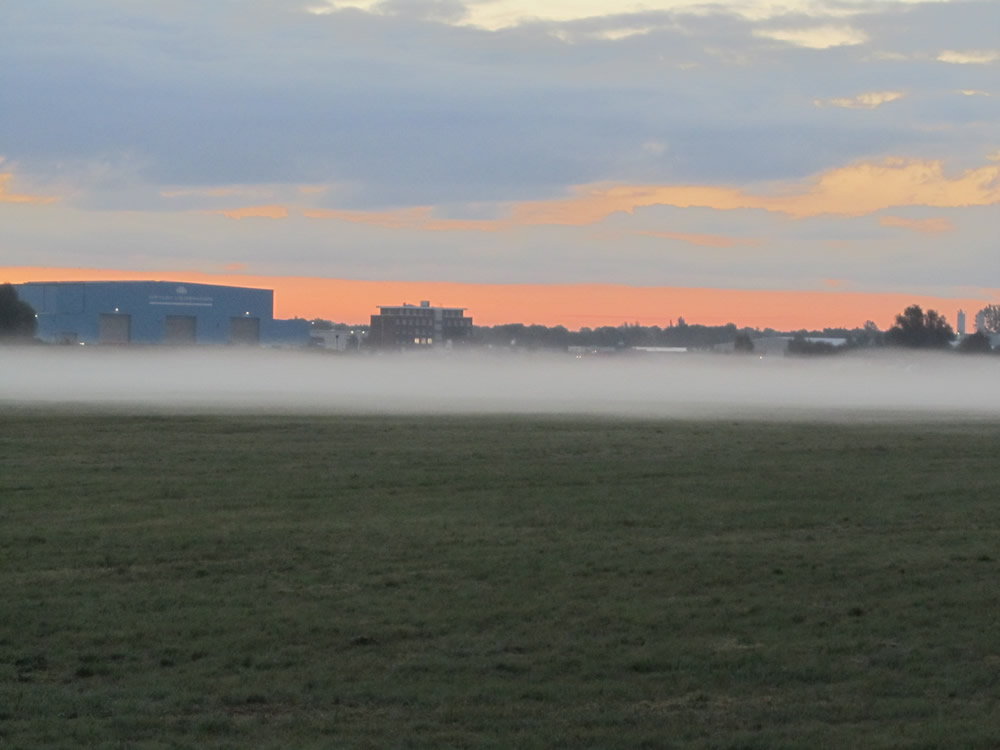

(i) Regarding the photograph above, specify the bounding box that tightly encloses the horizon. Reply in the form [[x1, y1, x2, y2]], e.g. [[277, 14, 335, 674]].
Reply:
[[2, 266, 994, 331]]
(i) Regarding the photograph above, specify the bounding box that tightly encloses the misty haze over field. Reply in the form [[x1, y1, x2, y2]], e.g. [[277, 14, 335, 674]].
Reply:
[[3, 348, 1000, 420]]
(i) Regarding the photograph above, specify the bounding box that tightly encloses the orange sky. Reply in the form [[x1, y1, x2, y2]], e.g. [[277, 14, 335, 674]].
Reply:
[[3, 266, 995, 331]]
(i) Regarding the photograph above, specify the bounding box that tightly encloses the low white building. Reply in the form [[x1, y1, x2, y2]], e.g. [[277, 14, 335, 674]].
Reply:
[[310, 328, 358, 351]]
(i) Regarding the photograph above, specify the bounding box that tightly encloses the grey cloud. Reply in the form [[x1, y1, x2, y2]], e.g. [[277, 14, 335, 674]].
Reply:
[[1, 0, 995, 210], [4, 193, 992, 293], [858, 0, 1000, 55], [374, 0, 468, 23]]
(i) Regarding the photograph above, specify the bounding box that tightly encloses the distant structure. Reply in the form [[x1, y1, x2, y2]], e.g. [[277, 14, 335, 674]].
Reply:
[[309, 327, 363, 351], [957, 309, 966, 336], [369, 300, 472, 349], [14, 280, 309, 346], [631, 346, 688, 355], [976, 309, 987, 334], [714, 335, 848, 357]]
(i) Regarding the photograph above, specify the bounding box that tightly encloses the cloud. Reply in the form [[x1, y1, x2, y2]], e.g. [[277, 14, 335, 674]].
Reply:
[[3, 0, 995, 211], [207, 204, 289, 220], [4, 193, 997, 294], [958, 89, 990, 96], [638, 231, 760, 248], [292, 156, 998, 235], [508, 157, 1000, 224], [547, 18, 682, 44], [754, 25, 867, 49], [373, 0, 467, 23], [879, 215, 955, 233], [591, 25, 660, 41], [0, 172, 57, 205], [161, 186, 271, 199], [304, 206, 432, 229], [279, 154, 1000, 242], [800, 159, 1000, 216], [302, 206, 500, 232], [307, 1, 968, 32], [937, 49, 1000, 64], [2, 0, 997, 255], [815, 91, 905, 109]]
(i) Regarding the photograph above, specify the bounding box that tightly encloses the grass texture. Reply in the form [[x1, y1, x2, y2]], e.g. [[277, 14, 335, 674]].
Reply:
[[2, 412, 999, 748]]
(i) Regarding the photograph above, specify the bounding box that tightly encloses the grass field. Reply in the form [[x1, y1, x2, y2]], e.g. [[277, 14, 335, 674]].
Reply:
[[2, 411, 1000, 749]]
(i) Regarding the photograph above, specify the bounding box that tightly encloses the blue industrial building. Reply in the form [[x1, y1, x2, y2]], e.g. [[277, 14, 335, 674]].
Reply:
[[15, 281, 310, 346]]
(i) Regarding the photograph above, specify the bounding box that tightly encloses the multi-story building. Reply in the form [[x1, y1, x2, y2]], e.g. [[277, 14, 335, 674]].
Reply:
[[369, 301, 472, 349]]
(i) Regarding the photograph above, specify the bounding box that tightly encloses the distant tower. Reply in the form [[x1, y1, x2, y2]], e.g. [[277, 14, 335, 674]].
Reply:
[[976, 310, 987, 333], [957, 309, 966, 336]]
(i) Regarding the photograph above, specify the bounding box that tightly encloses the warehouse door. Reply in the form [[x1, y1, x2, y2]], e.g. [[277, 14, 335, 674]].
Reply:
[[164, 315, 197, 345], [98, 313, 131, 344], [229, 316, 260, 345]]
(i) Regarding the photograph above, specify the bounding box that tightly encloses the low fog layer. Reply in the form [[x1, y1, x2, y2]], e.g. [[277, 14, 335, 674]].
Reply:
[[2, 348, 1000, 420]]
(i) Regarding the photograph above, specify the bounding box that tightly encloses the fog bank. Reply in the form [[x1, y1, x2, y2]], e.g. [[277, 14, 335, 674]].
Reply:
[[2, 348, 1000, 420]]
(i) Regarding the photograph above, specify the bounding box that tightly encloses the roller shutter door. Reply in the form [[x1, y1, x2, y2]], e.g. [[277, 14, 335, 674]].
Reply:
[[229, 316, 260, 345], [165, 315, 197, 344]]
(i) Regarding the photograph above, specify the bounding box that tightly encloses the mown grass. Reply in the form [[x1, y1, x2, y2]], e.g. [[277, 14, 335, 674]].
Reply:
[[1, 411, 999, 748]]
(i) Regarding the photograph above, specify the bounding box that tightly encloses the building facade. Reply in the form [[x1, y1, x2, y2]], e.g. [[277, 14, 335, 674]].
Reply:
[[309, 328, 363, 351], [15, 281, 309, 346], [369, 301, 472, 349]]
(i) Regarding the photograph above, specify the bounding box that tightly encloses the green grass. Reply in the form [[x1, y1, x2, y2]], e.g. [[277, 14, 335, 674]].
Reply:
[[2, 411, 1000, 748]]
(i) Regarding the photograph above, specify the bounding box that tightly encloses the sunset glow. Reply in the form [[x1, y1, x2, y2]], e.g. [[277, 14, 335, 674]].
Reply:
[[3, 267, 994, 331], [0, 172, 57, 205]]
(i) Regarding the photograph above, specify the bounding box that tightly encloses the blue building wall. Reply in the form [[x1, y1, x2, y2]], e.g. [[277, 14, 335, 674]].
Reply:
[[15, 281, 310, 346]]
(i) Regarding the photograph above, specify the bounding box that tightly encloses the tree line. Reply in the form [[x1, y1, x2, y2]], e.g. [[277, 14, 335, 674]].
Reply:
[[464, 320, 874, 351], [395, 304, 1000, 354], [317, 304, 1000, 353], [4, 282, 1000, 353]]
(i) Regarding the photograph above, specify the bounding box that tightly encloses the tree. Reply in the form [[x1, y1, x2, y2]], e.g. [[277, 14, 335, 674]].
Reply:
[[884, 305, 954, 348], [733, 332, 754, 352], [855, 320, 883, 347], [0, 283, 37, 340], [976, 304, 1000, 334], [788, 336, 836, 356], [957, 331, 993, 354]]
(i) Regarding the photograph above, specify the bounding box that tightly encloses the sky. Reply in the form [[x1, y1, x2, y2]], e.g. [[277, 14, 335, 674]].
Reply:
[[1, 0, 998, 328]]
